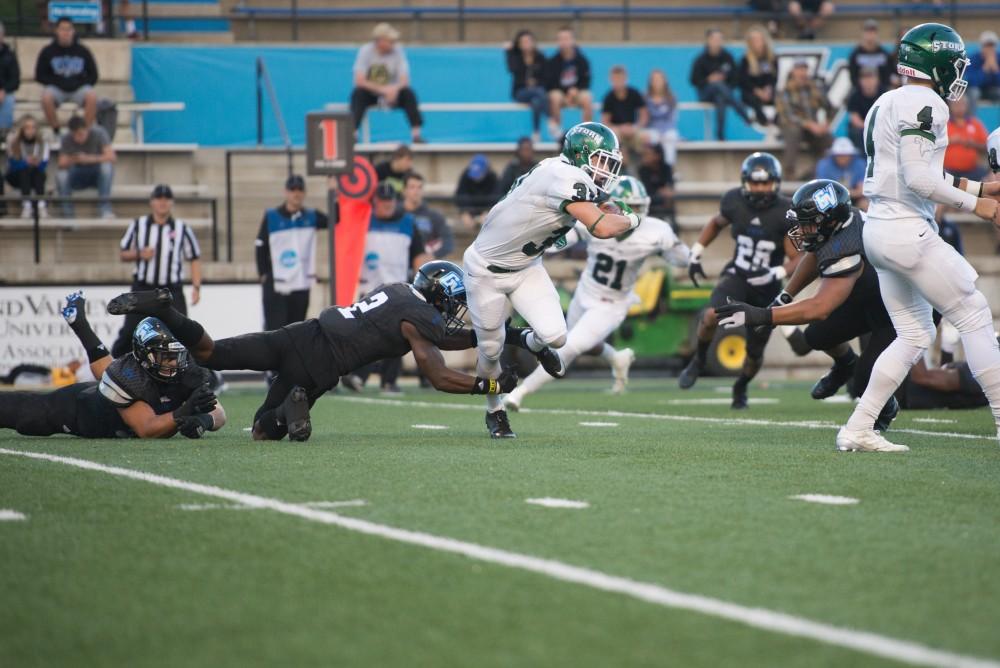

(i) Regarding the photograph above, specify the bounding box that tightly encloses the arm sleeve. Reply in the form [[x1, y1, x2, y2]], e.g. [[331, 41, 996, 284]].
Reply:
[[315, 210, 329, 230], [8, 54, 20, 93], [255, 215, 271, 276], [899, 136, 977, 211], [409, 226, 427, 264], [182, 226, 201, 261], [120, 220, 137, 251], [505, 48, 519, 75], [659, 227, 691, 268], [432, 211, 454, 258], [85, 48, 98, 86], [689, 55, 706, 88], [99, 372, 136, 407], [352, 44, 369, 76], [34, 48, 53, 87], [579, 55, 591, 90]]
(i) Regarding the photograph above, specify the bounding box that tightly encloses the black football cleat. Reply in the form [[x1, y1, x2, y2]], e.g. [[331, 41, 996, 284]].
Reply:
[[731, 384, 749, 410], [486, 410, 517, 439], [811, 358, 857, 400], [535, 346, 566, 379], [678, 357, 702, 390], [107, 288, 172, 316], [281, 386, 312, 442], [874, 395, 899, 433]]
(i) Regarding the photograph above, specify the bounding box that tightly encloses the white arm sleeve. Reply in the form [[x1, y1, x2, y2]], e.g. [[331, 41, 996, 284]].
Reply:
[[899, 135, 978, 211]]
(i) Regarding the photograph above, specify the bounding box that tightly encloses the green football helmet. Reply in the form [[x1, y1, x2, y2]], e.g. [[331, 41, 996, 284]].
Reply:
[[897, 23, 970, 101], [611, 175, 651, 218], [561, 121, 623, 194]]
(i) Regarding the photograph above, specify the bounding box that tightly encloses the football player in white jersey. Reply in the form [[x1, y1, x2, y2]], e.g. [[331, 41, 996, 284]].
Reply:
[[503, 176, 690, 410], [837, 23, 1000, 452], [464, 122, 642, 438]]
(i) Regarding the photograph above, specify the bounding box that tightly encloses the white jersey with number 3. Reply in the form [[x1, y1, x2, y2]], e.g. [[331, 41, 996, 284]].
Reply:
[[863, 84, 950, 221], [473, 156, 602, 271]]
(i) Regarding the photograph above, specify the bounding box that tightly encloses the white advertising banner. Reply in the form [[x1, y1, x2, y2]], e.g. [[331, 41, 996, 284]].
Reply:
[[0, 284, 263, 373]]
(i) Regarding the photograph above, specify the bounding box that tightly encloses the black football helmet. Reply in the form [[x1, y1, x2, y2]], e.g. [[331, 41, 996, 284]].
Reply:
[[413, 260, 468, 335], [132, 316, 190, 382], [740, 152, 782, 208], [786, 179, 853, 252]]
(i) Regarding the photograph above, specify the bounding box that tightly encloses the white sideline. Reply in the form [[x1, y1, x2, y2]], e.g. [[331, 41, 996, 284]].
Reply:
[[336, 396, 995, 442], [2, 447, 998, 668]]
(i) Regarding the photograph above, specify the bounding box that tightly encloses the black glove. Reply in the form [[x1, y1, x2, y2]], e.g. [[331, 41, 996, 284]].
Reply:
[[172, 383, 217, 419], [715, 299, 772, 329], [471, 368, 519, 395], [688, 260, 706, 287], [497, 368, 518, 393], [174, 413, 213, 439]]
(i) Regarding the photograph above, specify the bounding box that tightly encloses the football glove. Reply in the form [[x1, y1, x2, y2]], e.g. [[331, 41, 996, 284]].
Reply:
[[174, 413, 213, 439], [716, 299, 773, 330], [172, 383, 217, 419], [471, 368, 519, 395], [746, 265, 788, 286], [688, 242, 706, 287]]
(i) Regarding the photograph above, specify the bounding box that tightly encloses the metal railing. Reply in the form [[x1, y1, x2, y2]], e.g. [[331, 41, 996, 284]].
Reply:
[[4, 194, 219, 264]]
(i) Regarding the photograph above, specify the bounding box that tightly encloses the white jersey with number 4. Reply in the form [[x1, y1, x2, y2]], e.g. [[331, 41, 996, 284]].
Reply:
[[863, 84, 950, 222], [560, 216, 690, 303], [473, 156, 602, 271]]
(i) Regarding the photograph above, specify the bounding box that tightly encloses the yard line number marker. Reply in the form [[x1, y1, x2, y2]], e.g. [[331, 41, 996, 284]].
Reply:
[[789, 494, 860, 506], [3, 448, 998, 668], [525, 498, 590, 509]]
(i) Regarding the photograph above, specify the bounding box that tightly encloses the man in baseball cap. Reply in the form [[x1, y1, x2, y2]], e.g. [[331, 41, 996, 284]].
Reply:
[[816, 136, 866, 203]]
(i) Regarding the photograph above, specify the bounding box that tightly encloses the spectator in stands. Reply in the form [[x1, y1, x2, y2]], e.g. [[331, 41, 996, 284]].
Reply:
[[690, 28, 751, 140], [0, 22, 20, 136], [350, 23, 424, 143], [403, 172, 453, 259], [601, 65, 647, 165], [111, 184, 202, 357], [255, 174, 329, 333], [497, 136, 536, 196], [545, 26, 593, 138], [642, 69, 679, 167], [788, 0, 834, 40], [746, 0, 781, 38], [815, 137, 866, 204], [35, 18, 98, 132], [848, 19, 896, 89], [776, 59, 833, 179], [846, 67, 883, 151], [6, 116, 49, 219], [738, 26, 777, 126], [455, 153, 498, 229], [967, 31, 1000, 109], [56, 116, 115, 218], [944, 95, 988, 181], [375, 144, 414, 194], [638, 143, 675, 221], [506, 30, 547, 142]]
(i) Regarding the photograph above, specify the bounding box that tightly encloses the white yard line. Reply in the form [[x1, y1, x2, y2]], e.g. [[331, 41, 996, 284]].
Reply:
[[579, 421, 619, 427], [912, 418, 958, 425], [525, 498, 590, 509], [336, 396, 995, 442], [2, 447, 998, 668], [178, 499, 367, 512], [0, 509, 27, 521], [789, 494, 860, 506], [412, 424, 449, 430]]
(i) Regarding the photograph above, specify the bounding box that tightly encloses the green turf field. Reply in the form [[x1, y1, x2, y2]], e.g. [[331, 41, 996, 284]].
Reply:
[[2, 378, 999, 668]]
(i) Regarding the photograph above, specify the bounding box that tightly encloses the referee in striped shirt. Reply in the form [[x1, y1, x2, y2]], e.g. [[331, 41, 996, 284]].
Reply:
[[110, 184, 202, 357]]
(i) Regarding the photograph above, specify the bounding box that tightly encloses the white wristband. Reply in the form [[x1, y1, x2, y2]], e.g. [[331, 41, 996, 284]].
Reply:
[[965, 179, 983, 197], [627, 212, 641, 230], [690, 242, 705, 261]]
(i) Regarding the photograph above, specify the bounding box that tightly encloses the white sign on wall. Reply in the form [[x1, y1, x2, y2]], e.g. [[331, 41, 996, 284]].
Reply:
[[0, 284, 264, 373]]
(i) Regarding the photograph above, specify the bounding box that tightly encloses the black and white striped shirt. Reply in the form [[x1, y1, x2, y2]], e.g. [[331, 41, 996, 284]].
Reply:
[[120, 216, 201, 286]]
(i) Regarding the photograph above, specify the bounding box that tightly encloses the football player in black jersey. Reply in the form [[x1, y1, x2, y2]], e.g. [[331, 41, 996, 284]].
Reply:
[[680, 152, 802, 408], [0, 292, 224, 439], [106, 260, 524, 441], [715, 180, 902, 442]]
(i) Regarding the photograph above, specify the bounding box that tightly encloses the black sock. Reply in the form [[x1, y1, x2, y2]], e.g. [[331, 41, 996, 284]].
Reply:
[[255, 410, 287, 440], [69, 314, 110, 364], [156, 306, 206, 348], [733, 374, 752, 392], [833, 348, 858, 368], [696, 338, 711, 366]]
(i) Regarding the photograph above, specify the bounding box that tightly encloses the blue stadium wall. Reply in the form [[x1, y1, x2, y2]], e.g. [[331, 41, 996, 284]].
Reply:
[[132, 44, 998, 146]]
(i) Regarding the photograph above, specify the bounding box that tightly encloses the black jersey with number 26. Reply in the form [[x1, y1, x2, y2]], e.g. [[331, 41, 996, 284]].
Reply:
[[719, 188, 792, 277], [317, 282, 447, 372]]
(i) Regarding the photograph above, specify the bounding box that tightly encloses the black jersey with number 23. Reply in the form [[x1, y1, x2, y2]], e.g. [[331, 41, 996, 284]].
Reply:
[[719, 188, 792, 277]]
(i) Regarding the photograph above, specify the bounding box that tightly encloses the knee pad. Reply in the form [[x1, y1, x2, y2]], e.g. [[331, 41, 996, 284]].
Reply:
[[476, 329, 505, 361], [945, 290, 993, 334]]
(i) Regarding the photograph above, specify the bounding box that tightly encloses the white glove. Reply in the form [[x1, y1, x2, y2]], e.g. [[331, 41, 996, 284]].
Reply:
[[626, 212, 641, 231], [746, 265, 787, 287]]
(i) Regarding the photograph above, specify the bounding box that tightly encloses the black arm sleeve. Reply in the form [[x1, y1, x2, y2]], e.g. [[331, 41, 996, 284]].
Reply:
[[578, 54, 591, 90], [84, 47, 99, 86], [690, 54, 707, 89], [409, 227, 427, 264], [34, 47, 53, 87], [7, 54, 20, 93], [255, 215, 271, 277], [315, 210, 329, 230]]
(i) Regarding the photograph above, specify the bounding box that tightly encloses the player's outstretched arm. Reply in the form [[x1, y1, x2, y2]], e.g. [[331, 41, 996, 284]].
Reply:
[[565, 201, 640, 239], [900, 136, 994, 221], [402, 322, 517, 395], [716, 268, 861, 329]]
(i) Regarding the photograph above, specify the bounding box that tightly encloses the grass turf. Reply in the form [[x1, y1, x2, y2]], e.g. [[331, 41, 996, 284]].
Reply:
[[1, 377, 999, 667]]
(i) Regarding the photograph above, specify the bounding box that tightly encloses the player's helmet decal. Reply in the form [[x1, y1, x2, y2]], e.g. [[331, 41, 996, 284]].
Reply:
[[897, 23, 970, 101], [132, 316, 190, 383], [611, 175, 651, 218], [561, 122, 624, 194], [740, 152, 782, 209], [413, 260, 469, 335], [787, 179, 853, 252]]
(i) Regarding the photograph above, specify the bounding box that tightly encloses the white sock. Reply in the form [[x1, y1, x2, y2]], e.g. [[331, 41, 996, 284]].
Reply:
[[600, 343, 616, 364], [960, 324, 1000, 427], [477, 352, 503, 413], [524, 331, 547, 353], [846, 339, 923, 431]]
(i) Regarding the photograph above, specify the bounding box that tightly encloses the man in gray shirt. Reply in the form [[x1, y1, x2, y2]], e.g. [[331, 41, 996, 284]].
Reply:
[[403, 173, 453, 258], [350, 22, 424, 142], [56, 115, 115, 218]]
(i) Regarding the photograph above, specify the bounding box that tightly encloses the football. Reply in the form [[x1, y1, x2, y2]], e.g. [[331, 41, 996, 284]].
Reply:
[[598, 200, 622, 215]]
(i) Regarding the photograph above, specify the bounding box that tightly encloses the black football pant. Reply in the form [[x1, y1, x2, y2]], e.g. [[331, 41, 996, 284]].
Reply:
[[111, 282, 187, 358], [350, 86, 423, 129], [0, 383, 119, 438], [262, 282, 310, 331]]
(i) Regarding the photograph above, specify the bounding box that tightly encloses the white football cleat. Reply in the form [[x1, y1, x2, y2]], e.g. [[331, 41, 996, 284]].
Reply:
[[836, 427, 909, 453], [610, 348, 635, 394], [502, 390, 523, 412]]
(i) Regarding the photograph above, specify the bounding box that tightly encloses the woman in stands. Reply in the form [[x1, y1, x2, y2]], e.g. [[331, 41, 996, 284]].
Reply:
[[738, 26, 778, 127], [5, 115, 49, 218], [642, 69, 679, 166], [505, 30, 548, 143]]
